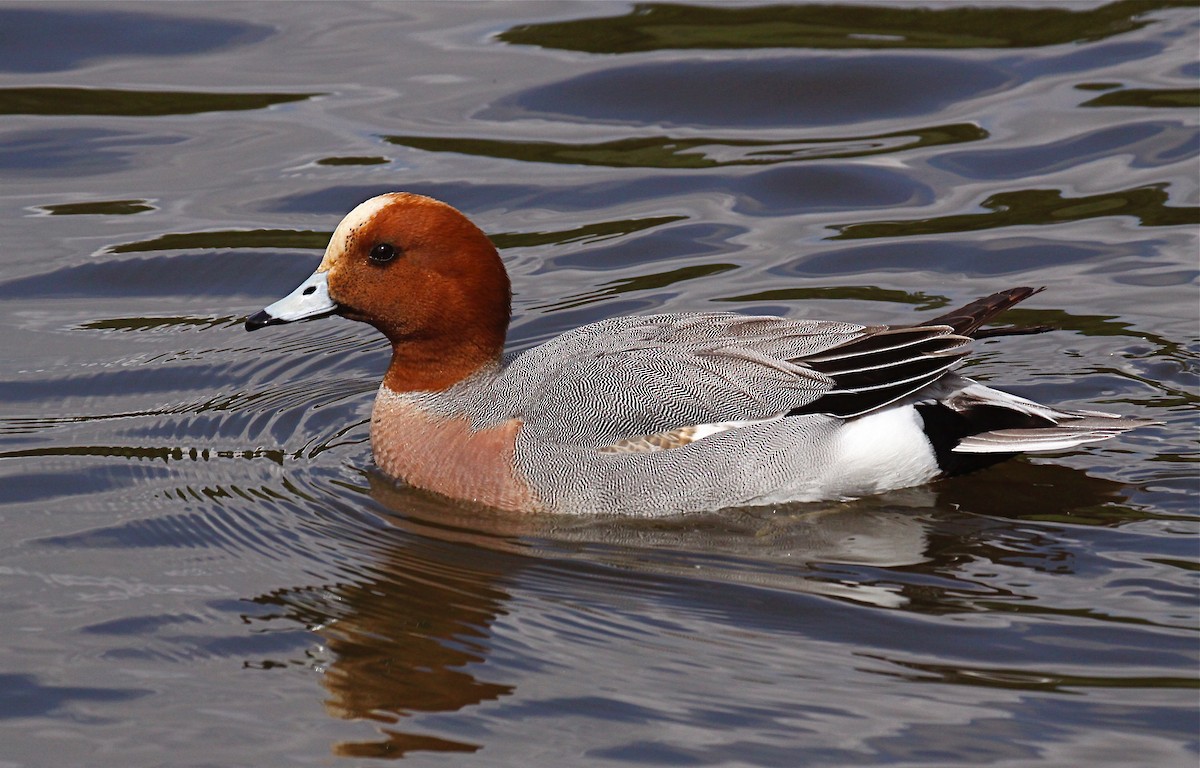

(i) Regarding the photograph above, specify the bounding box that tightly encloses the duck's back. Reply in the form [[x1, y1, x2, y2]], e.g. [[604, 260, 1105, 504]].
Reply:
[[492, 313, 858, 441], [467, 312, 930, 514]]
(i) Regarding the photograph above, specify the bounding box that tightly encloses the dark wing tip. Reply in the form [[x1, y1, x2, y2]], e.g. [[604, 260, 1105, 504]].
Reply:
[[920, 286, 1049, 338]]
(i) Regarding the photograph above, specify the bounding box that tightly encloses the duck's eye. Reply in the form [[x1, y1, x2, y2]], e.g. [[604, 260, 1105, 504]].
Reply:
[[369, 243, 398, 264]]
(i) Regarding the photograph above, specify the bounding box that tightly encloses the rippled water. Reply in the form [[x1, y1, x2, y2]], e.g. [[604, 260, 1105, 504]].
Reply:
[[1, 2, 1197, 765]]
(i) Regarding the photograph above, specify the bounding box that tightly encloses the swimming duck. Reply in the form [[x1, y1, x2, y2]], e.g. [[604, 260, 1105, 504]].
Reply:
[[246, 193, 1153, 515]]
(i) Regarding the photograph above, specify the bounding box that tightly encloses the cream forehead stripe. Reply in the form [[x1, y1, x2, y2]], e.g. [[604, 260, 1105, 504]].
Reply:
[[318, 194, 397, 270]]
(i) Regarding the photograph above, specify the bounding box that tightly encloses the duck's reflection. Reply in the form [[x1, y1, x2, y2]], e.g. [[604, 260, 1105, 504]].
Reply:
[[313, 541, 513, 759], [253, 490, 518, 757], [252, 459, 1136, 758], [372, 475, 937, 609]]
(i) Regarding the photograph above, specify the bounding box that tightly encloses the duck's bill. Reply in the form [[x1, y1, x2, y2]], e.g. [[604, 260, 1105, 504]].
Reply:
[[245, 270, 336, 331]]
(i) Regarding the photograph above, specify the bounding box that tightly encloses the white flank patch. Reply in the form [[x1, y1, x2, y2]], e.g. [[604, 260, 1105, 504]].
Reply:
[[828, 406, 938, 496], [690, 416, 783, 441]]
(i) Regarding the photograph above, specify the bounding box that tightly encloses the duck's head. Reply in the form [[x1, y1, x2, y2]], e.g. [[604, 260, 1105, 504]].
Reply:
[[246, 193, 511, 391]]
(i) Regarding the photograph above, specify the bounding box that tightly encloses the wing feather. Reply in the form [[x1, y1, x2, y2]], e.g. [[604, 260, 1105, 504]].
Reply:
[[502, 313, 863, 445], [792, 326, 970, 418]]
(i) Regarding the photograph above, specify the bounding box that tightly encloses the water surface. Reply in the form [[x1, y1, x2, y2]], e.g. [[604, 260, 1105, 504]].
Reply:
[[0, 2, 1196, 766]]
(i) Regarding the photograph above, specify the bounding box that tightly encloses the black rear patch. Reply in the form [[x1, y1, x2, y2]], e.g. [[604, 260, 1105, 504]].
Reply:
[[915, 401, 1054, 476]]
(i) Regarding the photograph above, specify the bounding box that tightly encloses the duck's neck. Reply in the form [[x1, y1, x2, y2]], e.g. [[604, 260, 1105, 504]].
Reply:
[[382, 336, 502, 394], [370, 357, 535, 512]]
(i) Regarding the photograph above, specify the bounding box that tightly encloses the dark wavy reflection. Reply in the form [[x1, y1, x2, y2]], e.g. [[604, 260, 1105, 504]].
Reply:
[[109, 229, 330, 254], [0, 87, 317, 117], [866, 656, 1200, 693], [0, 673, 150, 718], [497, 1, 1189, 53], [105, 218, 693, 255], [490, 215, 686, 249], [715, 285, 947, 309], [1081, 87, 1200, 108], [37, 199, 155, 216], [537, 263, 739, 312], [315, 156, 390, 166], [385, 124, 988, 169], [832, 185, 1200, 239]]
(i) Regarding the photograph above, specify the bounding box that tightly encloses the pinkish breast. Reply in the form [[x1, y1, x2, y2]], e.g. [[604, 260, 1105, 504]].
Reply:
[[369, 390, 538, 512]]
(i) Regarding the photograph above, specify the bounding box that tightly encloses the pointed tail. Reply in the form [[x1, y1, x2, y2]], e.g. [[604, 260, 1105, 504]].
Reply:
[[920, 287, 1054, 339]]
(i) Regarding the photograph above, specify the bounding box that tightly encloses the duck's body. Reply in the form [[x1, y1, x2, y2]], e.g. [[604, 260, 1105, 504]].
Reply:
[[246, 193, 1153, 516]]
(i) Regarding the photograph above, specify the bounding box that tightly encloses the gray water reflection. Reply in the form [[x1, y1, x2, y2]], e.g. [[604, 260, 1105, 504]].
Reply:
[[487, 56, 1014, 128], [0, 7, 271, 73], [0, 129, 185, 176]]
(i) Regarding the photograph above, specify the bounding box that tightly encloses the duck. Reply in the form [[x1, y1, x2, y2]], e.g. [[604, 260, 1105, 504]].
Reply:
[[245, 192, 1154, 516]]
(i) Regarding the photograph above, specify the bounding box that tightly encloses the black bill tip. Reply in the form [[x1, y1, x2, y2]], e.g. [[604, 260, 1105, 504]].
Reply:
[[244, 310, 281, 332]]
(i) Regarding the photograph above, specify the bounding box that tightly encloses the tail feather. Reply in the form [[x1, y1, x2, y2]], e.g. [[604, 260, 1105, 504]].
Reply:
[[915, 376, 1158, 475], [921, 287, 1053, 339], [954, 415, 1158, 454]]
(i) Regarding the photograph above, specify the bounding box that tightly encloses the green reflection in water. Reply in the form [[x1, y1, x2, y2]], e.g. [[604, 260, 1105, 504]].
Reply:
[[498, 1, 1190, 53], [1080, 87, 1200, 108], [1147, 557, 1200, 571], [490, 215, 686, 249], [109, 229, 330, 253], [111, 218, 681, 254], [0, 87, 317, 116], [77, 315, 234, 332], [334, 732, 480, 760], [38, 199, 154, 216], [832, 185, 1200, 240], [877, 656, 1200, 691], [715, 286, 946, 309], [538, 263, 738, 311], [315, 156, 390, 166], [385, 123, 987, 169], [0, 444, 284, 465]]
